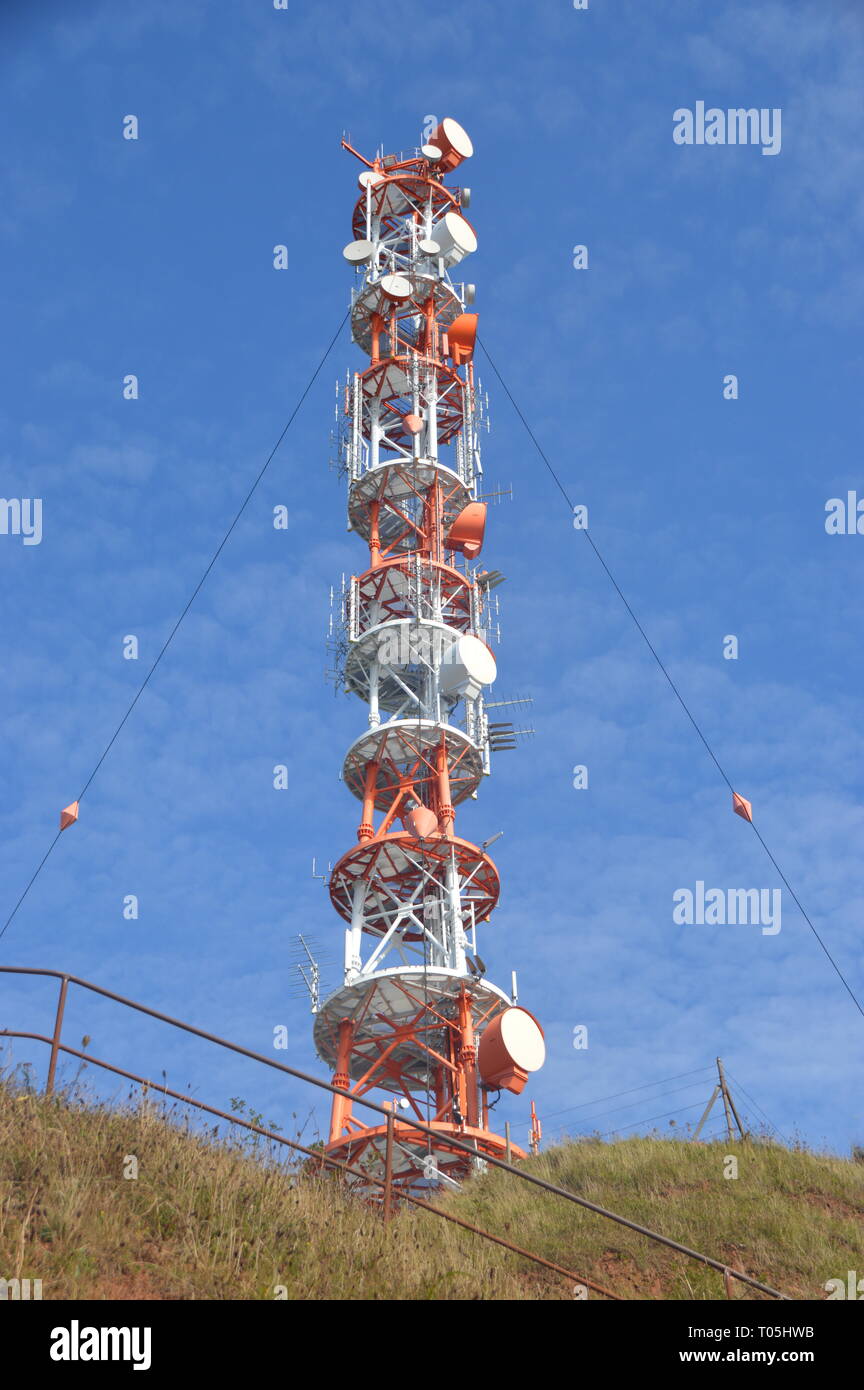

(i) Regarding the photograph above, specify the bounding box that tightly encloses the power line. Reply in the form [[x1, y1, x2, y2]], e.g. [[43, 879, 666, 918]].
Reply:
[[591, 1100, 707, 1140], [512, 1064, 714, 1128], [0, 309, 350, 945], [748, 822, 863, 1020], [0, 833, 64, 945], [479, 336, 864, 1024], [558, 1079, 717, 1129]]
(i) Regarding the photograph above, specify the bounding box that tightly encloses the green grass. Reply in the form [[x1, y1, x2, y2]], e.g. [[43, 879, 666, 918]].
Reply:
[[1, 1077, 861, 1300]]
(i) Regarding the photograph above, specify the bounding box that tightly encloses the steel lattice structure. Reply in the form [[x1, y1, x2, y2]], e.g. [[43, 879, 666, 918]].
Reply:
[[315, 120, 544, 1196]]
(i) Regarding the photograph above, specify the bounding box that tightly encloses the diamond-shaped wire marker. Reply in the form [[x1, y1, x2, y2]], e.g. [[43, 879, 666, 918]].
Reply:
[[732, 792, 752, 823], [59, 801, 79, 831]]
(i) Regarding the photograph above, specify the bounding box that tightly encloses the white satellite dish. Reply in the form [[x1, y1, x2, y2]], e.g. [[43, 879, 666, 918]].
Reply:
[[422, 144, 442, 162], [439, 118, 473, 163], [343, 239, 374, 265], [429, 212, 477, 267], [380, 273, 411, 302], [418, 238, 441, 256], [500, 1008, 546, 1071], [477, 1006, 545, 1093], [358, 169, 384, 191], [439, 634, 497, 699]]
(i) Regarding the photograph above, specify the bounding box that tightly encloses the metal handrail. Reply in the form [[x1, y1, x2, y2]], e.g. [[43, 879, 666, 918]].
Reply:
[[0, 965, 790, 1300], [2, 1026, 616, 1299]]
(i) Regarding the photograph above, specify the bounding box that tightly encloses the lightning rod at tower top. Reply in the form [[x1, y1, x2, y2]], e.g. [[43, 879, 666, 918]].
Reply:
[[312, 117, 545, 1196]]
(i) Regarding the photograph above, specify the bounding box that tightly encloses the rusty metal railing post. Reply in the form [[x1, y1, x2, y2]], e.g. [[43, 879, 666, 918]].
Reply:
[[46, 975, 69, 1096], [383, 1112, 394, 1223]]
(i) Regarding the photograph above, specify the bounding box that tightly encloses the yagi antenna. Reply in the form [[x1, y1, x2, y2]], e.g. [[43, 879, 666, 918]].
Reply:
[[291, 934, 322, 1014]]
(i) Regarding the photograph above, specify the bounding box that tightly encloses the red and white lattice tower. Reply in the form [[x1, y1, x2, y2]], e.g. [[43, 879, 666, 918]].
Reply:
[[314, 119, 545, 1195]]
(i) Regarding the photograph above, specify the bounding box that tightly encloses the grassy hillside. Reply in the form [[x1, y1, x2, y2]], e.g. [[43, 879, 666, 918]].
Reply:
[[1, 1077, 862, 1300]]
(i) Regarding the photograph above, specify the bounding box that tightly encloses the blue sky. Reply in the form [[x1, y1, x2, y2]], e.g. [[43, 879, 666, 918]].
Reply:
[[2, 0, 864, 1160]]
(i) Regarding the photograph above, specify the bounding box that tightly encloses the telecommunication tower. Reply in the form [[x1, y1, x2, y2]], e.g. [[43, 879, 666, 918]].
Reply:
[[314, 119, 545, 1195]]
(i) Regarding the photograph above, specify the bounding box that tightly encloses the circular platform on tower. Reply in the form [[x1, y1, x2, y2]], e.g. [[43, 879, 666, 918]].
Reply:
[[348, 458, 472, 547], [342, 719, 484, 808], [314, 966, 509, 1089], [329, 830, 500, 935], [351, 171, 459, 242], [345, 617, 468, 710], [352, 555, 473, 632], [325, 1119, 525, 1198], [351, 274, 464, 357]]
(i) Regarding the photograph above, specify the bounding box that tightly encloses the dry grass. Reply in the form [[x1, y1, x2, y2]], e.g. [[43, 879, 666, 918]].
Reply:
[[1, 1076, 861, 1300], [446, 1134, 864, 1300]]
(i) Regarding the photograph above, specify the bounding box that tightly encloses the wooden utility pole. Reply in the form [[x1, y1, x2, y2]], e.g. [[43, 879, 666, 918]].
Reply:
[[693, 1057, 746, 1142]]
